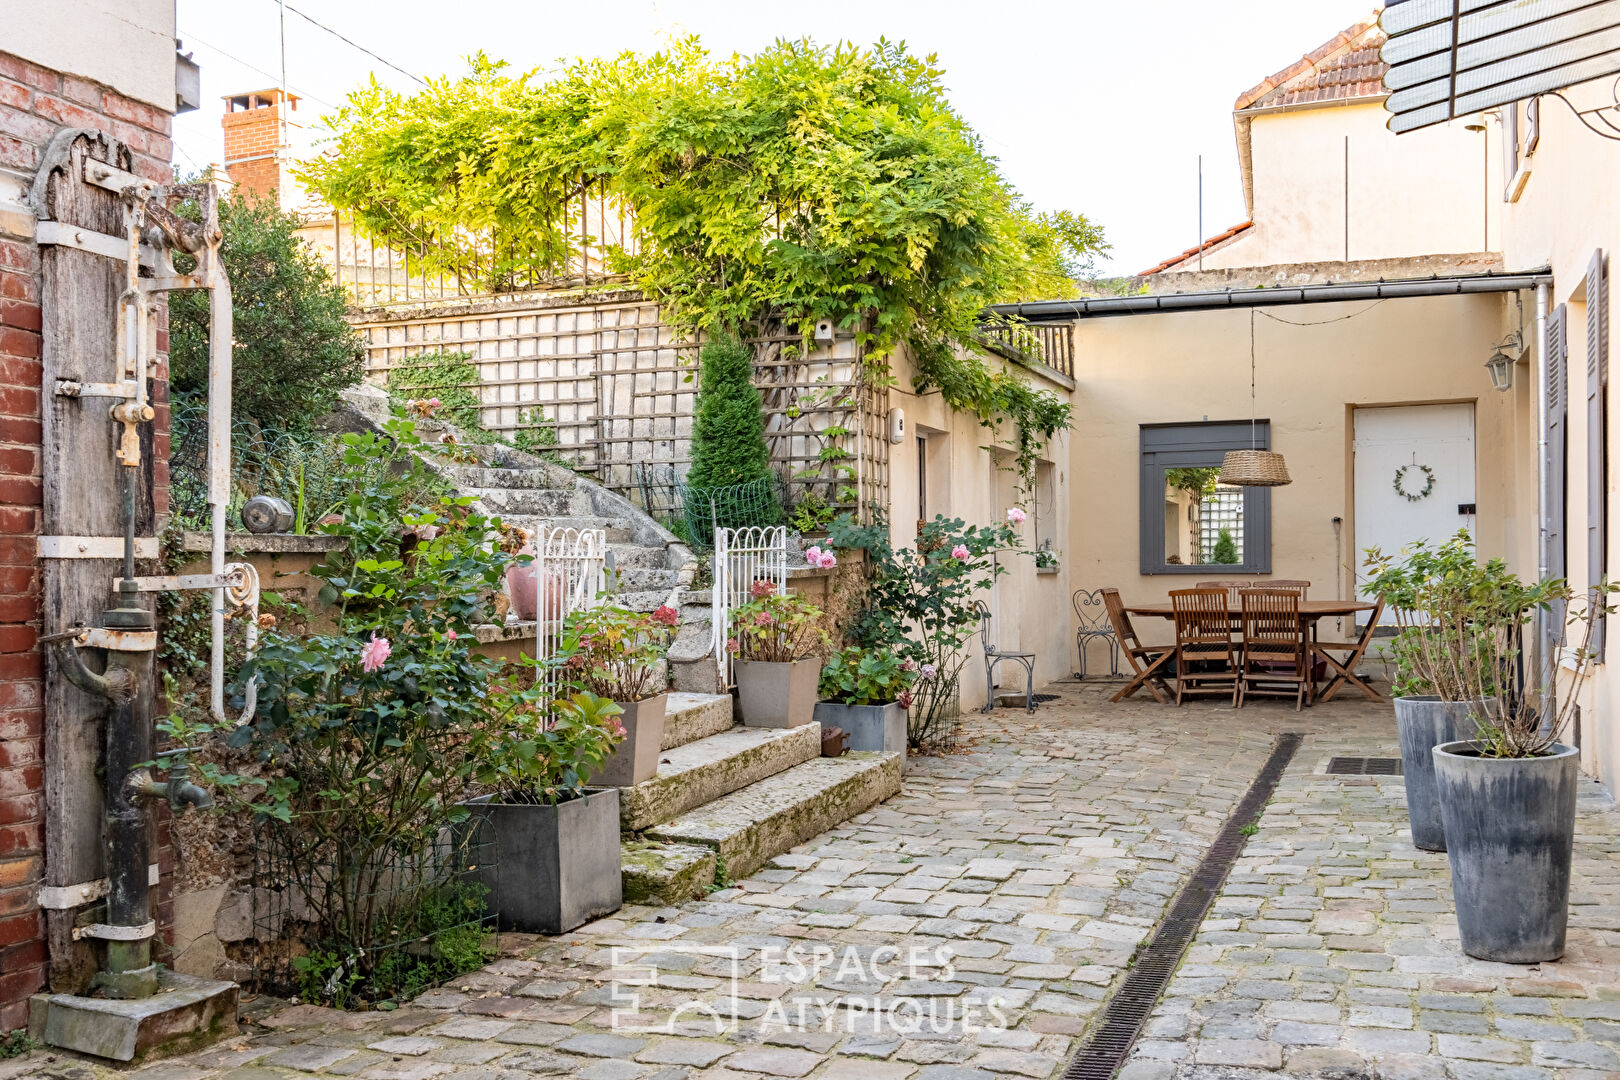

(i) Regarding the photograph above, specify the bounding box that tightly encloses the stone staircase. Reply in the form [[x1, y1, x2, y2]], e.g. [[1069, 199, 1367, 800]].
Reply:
[[619, 693, 902, 905]]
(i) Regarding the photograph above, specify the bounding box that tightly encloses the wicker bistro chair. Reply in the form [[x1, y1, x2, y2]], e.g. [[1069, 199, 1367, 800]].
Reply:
[[1238, 589, 1310, 710], [1071, 589, 1119, 679], [1101, 589, 1172, 704], [1312, 597, 1386, 702], [974, 600, 1037, 714], [1170, 588, 1240, 706]]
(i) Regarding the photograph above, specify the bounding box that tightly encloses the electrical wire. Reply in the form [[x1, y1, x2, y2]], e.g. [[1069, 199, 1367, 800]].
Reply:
[[277, 2, 427, 86], [1255, 299, 1389, 326], [179, 30, 339, 112]]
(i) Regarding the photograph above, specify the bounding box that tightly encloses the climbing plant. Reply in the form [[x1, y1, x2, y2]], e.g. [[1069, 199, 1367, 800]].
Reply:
[[302, 39, 1102, 499]]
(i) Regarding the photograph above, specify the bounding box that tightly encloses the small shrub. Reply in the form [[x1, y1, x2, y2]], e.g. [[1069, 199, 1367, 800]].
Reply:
[[0, 1030, 36, 1059], [727, 584, 830, 662], [687, 335, 781, 525], [818, 647, 916, 707], [1211, 528, 1239, 564]]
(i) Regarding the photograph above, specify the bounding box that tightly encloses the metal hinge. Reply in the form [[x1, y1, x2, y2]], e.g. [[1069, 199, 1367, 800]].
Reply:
[[110, 572, 236, 594], [75, 920, 155, 942], [34, 220, 156, 267], [37, 536, 159, 560]]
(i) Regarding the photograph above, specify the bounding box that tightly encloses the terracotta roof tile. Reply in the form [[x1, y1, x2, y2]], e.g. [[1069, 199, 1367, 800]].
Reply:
[[1139, 221, 1254, 277], [1234, 15, 1387, 112]]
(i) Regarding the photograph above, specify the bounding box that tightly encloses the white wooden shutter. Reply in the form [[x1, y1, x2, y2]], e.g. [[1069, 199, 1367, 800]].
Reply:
[[1549, 303, 1568, 594], [1589, 251, 1610, 658]]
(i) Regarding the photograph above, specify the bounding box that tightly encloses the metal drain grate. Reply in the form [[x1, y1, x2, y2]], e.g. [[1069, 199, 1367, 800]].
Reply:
[[1061, 732, 1304, 1080], [1325, 756, 1403, 776]]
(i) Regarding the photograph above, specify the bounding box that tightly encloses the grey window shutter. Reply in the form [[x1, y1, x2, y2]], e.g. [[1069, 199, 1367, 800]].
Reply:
[[1502, 102, 1520, 198], [1589, 251, 1610, 658], [1549, 303, 1567, 592]]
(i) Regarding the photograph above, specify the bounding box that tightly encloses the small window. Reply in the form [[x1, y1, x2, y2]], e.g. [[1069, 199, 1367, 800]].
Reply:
[[1140, 421, 1272, 574]]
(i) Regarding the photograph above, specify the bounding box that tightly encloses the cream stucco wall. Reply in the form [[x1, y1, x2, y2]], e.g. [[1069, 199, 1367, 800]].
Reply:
[[1207, 101, 1501, 269], [1061, 294, 1532, 655], [0, 1, 177, 112], [886, 349, 1076, 710], [1499, 77, 1620, 790]]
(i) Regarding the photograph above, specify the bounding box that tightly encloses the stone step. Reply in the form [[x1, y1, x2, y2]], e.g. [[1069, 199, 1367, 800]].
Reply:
[[644, 750, 903, 881], [440, 465, 562, 489], [663, 691, 734, 750], [620, 724, 821, 832], [608, 566, 681, 592], [612, 588, 680, 613], [607, 545, 674, 569], [621, 840, 716, 907], [470, 487, 590, 517], [501, 515, 633, 544]]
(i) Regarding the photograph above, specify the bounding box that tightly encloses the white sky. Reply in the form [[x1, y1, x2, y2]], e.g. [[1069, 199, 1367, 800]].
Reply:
[[173, 0, 1381, 277]]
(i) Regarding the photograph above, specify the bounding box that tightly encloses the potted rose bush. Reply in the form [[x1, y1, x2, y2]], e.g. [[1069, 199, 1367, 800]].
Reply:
[[556, 602, 679, 787], [814, 647, 916, 767], [728, 581, 831, 727], [1363, 532, 1503, 852]]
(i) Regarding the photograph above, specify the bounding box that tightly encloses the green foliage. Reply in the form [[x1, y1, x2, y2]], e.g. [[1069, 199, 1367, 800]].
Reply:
[[556, 602, 678, 703], [1238, 822, 1259, 837], [1165, 467, 1219, 496], [304, 40, 1094, 501], [687, 335, 781, 523], [292, 881, 493, 1008], [788, 491, 836, 535], [727, 584, 830, 663], [818, 646, 917, 706], [388, 351, 488, 436], [511, 407, 559, 454], [170, 193, 361, 429], [1211, 528, 1239, 565], [0, 1030, 35, 1059], [828, 512, 1020, 747]]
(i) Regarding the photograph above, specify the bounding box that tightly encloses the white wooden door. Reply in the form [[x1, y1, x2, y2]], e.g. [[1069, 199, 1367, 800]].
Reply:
[[1353, 404, 1477, 624]]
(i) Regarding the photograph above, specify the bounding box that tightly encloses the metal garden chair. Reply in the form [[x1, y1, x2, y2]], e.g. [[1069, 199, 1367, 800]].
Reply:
[[1072, 588, 1119, 679], [974, 600, 1037, 714]]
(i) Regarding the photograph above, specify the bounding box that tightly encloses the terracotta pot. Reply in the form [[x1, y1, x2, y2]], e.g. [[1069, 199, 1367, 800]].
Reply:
[[587, 694, 668, 788], [505, 564, 568, 623]]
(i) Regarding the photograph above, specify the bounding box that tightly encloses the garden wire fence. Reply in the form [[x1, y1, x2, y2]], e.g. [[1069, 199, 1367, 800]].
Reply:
[[170, 399, 360, 534], [629, 464, 786, 551], [250, 811, 496, 1006]]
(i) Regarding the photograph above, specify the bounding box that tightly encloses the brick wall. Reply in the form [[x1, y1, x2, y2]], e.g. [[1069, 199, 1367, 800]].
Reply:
[[222, 101, 285, 202], [0, 48, 171, 1031]]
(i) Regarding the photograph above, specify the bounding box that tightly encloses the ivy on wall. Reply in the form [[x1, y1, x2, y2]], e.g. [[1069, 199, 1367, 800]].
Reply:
[[303, 39, 1105, 495]]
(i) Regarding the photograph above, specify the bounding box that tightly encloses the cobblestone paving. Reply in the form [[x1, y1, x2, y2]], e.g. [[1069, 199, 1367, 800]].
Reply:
[[10, 683, 1619, 1080]]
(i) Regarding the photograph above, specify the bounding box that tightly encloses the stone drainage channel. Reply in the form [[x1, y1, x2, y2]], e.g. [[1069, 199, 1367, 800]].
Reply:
[[1062, 732, 1305, 1080]]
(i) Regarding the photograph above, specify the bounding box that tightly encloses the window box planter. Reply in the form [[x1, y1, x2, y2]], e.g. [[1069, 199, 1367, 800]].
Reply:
[[1433, 741, 1579, 962], [813, 700, 907, 772], [1394, 696, 1489, 851], [736, 658, 822, 728], [464, 789, 622, 934], [587, 694, 667, 788]]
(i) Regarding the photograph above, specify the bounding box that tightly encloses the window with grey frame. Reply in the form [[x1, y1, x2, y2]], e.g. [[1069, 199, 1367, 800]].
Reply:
[[1140, 421, 1273, 574]]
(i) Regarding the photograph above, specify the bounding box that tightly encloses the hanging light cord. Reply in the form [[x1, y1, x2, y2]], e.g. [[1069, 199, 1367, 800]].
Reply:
[[1249, 308, 1257, 450]]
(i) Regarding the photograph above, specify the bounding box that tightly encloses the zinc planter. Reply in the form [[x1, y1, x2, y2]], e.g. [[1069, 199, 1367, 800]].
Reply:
[[1433, 741, 1579, 963], [588, 694, 667, 788], [736, 658, 822, 729], [813, 700, 907, 772], [465, 789, 622, 935], [1394, 697, 1489, 851]]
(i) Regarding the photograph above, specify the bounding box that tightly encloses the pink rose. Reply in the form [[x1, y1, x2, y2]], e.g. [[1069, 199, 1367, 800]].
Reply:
[[446, 628, 458, 641], [805, 545, 823, 564], [817, 550, 837, 569], [360, 634, 391, 673], [1007, 507, 1026, 525], [951, 544, 969, 560]]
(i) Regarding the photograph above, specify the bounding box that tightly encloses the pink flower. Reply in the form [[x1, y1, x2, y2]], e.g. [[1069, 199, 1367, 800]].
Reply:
[[753, 612, 774, 626], [921, 663, 938, 679], [816, 550, 838, 569], [1007, 507, 1026, 525], [360, 634, 391, 673], [805, 545, 823, 564], [726, 637, 740, 654], [446, 628, 458, 641], [902, 659, 917, 672], [750, 579, 777, 599], [897, 690, 913, 710], [951, 544, 970, 560], [651, 605, 679, 627]]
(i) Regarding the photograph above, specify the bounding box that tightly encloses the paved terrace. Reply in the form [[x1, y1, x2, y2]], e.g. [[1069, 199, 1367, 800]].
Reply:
[[14, 682, 1620, 1080]]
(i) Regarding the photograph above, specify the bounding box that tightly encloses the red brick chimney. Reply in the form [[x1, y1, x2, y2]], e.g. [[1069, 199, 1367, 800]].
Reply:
[[221, 88, 298, 203]]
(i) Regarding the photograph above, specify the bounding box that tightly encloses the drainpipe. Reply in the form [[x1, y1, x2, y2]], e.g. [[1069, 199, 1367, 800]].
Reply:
[[1536, 281, 1550, 669]]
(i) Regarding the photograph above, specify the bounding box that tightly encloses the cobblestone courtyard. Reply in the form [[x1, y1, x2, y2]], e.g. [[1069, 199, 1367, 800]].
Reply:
[[12, 681, 1620, 1080]]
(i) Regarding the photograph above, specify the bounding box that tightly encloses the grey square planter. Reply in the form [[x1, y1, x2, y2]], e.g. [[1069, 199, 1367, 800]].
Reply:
[[588, 694, 667, 788], [813, 700, 908, 772], [465, 789, 622, 934], [736, 658, 822, 728]]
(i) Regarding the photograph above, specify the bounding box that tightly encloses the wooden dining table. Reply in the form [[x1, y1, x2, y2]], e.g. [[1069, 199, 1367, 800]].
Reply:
[[1122, 599, 1377, 704]]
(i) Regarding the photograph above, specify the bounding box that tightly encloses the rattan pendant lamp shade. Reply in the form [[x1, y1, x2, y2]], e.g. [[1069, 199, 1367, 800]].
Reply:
[[1219, 310, 1291, 487]]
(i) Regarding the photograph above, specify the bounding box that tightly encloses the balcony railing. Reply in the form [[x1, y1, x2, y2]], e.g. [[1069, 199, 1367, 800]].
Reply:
[[976, 320, 1074, 381]]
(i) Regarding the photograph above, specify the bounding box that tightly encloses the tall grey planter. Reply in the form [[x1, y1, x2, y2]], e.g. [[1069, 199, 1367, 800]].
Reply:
[[736, 658, 822, 728], [1433, 741, 1579, 963], [466, 789, 622, 935], [813, 700, 907, 772], [588, 694, 667, 788], [1394, 697, 1488, 851]]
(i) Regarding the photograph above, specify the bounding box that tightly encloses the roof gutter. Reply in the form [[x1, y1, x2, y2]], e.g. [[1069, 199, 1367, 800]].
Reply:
[[988, 270, 1554, 321]]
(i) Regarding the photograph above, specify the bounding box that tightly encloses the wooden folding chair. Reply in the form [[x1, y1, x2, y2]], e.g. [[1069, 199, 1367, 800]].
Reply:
[[1101, 588, 1171, 704], [1312, 597, 1386, 702], [1238, 589, 1310, 711], [1170, 588, 1239, 706]]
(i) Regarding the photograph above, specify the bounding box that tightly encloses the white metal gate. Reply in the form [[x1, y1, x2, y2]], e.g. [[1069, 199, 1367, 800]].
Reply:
[[712, 526, 788, 685], [531, 525, 607, 711]]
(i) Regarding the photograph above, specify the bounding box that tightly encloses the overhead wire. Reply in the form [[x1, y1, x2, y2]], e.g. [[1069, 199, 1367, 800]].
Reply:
[[276, 2, 428, 86]]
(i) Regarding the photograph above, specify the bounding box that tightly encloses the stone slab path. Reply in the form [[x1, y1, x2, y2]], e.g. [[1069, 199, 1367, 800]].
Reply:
[[9, 682, 1619, 1080]]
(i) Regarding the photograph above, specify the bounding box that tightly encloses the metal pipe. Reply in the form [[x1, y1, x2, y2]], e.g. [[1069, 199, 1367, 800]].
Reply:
[[208, 229, 234, 721], [987, 270, 1556, 321]]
